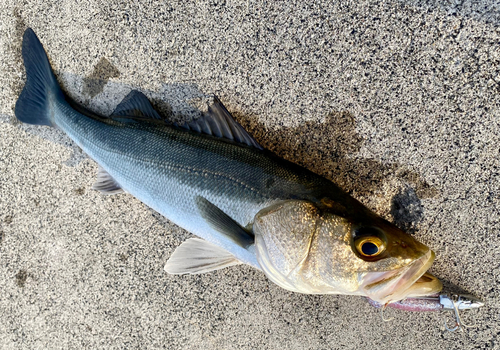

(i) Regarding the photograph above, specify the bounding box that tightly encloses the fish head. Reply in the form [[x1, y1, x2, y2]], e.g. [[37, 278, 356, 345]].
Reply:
[[253, 199, 442, 304]]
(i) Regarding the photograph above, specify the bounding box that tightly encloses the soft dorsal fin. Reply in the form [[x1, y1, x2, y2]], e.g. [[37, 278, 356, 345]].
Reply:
[[180, 97, 263, 150], [164, 238, 241, 274], [111, 90, 162, 121]]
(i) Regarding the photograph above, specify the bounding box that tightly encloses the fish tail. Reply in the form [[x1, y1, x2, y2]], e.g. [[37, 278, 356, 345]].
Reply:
[[15, 28, 65, 127]]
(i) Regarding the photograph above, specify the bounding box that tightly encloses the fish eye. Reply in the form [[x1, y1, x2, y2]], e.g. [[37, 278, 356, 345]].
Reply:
[[353, 227, 386, 258], [355, 236, 385, 257]]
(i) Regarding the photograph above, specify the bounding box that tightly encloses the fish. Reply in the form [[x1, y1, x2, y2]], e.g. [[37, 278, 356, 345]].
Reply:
[[14, 28, 442, 305]]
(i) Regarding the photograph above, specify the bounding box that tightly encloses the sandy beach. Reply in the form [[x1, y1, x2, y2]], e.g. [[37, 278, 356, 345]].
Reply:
[[0, 1, 499, 349]]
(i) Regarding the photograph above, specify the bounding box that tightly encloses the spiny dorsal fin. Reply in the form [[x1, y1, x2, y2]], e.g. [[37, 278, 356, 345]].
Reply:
[[111, 90, 162, 121], [164, 238, 241, 274], [180, 96, 263, 150], [110, 92, 263, 150], [92, 165, 124, 195], [195, 196, 254, 249]]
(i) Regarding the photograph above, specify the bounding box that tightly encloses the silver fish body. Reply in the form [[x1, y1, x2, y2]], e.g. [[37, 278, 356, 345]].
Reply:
[[15, 28, 443, 304], [53, 96, 356, 268]]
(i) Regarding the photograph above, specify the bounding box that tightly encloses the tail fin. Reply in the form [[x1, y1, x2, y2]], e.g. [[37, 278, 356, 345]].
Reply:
[[14, 28, 64, 126]]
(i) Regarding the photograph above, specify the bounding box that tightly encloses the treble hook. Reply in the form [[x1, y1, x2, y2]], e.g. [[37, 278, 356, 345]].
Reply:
[[440, 294, 482, 332]]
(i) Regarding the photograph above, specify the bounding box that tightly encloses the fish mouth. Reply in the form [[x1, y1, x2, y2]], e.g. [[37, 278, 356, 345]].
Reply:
[[362, 250, 443, 304]]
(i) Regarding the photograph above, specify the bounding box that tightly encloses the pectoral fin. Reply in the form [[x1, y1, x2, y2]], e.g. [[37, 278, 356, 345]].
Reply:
[[165, 238, 241, 274], [195, 196, 254, 248]]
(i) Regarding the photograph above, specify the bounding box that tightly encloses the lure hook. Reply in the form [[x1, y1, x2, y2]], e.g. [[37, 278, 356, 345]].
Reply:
[[380, 303, 394, 322], [367, 292, 483, 331], [441, 294, 481, 332]]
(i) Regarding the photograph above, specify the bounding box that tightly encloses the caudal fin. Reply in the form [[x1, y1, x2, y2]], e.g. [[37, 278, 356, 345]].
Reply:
[[14, 28, 64, 126]]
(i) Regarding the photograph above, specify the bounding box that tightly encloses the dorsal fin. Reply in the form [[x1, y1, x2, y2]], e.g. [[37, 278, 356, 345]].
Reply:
[[110, 92, 263, 149], [180, 96, 263, 150], [110, 90, 162, 121]]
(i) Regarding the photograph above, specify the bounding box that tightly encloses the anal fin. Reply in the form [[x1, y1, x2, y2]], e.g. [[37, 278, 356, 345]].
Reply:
[[92, 165, 124, 195], [165, 238, 241, 274]]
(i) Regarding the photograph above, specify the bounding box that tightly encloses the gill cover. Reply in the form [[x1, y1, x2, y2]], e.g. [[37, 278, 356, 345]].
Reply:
[[253, 200, 320, 292], [253, 200, 362, 295]]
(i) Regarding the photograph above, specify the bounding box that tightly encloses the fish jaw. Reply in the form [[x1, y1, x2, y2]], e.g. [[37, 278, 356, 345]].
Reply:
[[361, 250, 442, 304]]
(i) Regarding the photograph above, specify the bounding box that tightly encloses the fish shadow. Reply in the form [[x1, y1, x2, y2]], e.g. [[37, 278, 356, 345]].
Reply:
[[440, 279, 477, 297], [9, 50, 438, 232], [233, 109, 439, 234], [7, 19, 438, 230]]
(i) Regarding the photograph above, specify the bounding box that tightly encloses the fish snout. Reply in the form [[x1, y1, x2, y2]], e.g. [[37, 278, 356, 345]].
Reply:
[[362, 250, 442, 304]]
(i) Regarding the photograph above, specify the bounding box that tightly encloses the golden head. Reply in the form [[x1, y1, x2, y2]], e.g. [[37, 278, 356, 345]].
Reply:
[[253, 199, 442, 304]]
